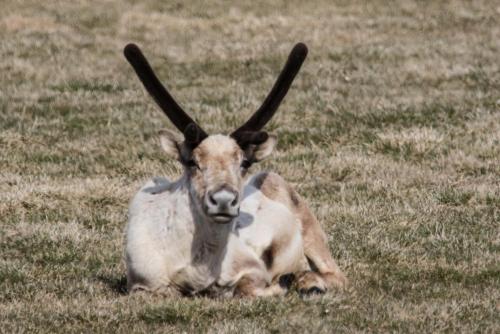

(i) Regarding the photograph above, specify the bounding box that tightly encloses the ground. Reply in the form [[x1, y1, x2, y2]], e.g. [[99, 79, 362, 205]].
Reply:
[[1, 0, 499, 332]]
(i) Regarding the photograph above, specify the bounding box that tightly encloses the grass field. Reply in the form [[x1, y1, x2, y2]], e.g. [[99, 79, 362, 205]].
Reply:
[[1, 0, 499, 332]]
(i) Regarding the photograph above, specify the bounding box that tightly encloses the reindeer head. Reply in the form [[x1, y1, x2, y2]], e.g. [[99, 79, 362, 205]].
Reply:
[[124, 43, 307, 223]]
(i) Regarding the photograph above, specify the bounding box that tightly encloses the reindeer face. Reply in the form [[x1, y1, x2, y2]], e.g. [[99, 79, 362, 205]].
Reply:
[[189, 135, 243, 223], [160, 132, 277, 223]]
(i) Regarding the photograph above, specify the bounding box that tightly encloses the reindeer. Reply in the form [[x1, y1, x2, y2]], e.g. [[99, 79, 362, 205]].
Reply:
[[123, 43, 347, 297]]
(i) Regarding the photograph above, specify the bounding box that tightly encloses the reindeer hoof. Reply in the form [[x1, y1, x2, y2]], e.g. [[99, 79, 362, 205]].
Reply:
[[299, 286, 325, 296], [295, 271, 327, 295]]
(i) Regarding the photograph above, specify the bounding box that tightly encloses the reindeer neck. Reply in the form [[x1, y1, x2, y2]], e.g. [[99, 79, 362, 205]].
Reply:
[[178, 173, 233, 251]]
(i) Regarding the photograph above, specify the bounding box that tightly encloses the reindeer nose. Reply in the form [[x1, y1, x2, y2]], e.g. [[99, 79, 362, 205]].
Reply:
[[208, 189, 239, 209], [205, 187, 240, 222]]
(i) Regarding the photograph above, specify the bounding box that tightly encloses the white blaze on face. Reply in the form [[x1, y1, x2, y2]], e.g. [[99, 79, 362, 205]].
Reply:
[[190, 135, 245, 222]]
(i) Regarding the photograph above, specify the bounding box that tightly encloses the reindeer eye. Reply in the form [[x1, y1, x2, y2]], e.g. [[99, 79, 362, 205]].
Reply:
[[241, 160, 252, 169]]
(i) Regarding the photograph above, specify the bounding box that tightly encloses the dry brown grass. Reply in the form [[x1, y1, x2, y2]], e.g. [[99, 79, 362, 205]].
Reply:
[[1, 0, 499, 332]]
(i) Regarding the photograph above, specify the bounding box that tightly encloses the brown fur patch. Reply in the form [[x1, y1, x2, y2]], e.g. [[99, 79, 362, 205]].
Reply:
[[252, 172, 285, 202], [231, 257, 263, 277], [253, 173, 303, 212], [233, 274, 267, 297], [233, 276, 256, 297]]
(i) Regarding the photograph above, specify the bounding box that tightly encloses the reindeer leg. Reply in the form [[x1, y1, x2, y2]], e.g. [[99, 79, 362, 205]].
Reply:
[[292, 193, 348, 290], [251, 172, 347, 293]]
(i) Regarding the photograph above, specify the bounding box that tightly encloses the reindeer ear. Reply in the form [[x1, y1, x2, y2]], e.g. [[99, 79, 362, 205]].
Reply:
[[159, 129, 182, 159], [251, 134, 277, 162]]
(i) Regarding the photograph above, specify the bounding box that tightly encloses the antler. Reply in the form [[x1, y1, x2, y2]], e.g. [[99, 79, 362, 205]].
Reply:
[[124, 44, 207, 147], [124, 42, 307, 149], [231, 43, 308, 145]]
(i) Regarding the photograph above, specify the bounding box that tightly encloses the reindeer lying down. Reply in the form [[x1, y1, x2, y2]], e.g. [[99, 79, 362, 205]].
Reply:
[[124, 43, 347, 297]]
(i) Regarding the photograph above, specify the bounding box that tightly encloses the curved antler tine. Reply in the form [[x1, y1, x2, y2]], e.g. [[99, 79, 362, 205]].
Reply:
[[232, 43, 308, 137], [124, 43, 208, 143]]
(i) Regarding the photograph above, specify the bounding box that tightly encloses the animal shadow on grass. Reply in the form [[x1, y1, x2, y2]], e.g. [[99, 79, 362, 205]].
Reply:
[[97, 274, 128, 295], [95, 273, 314, 298]]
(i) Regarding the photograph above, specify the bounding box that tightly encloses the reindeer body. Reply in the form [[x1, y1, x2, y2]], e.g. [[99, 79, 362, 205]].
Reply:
[[126, 172, 305, 296]]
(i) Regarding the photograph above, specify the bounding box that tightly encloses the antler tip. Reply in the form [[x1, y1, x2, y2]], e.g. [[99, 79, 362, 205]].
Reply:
[[124, 43, 140, 59], [294, 42, 308, 50], [292, 42, 308, 59]]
